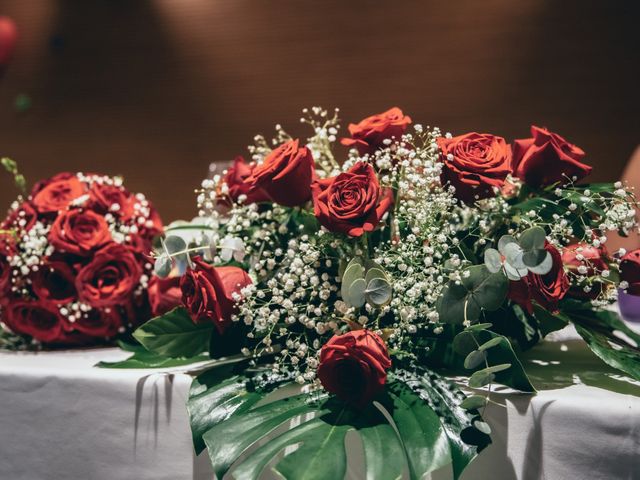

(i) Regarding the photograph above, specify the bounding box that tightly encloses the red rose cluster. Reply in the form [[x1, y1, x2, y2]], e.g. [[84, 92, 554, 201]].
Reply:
[[0, 172, 163, 345], [438, 125, 592, 203], [217, 107, 410, 239]]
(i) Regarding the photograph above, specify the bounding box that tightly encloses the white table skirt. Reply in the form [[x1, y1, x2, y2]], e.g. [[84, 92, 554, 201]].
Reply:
[[1, 328, 639, 480]]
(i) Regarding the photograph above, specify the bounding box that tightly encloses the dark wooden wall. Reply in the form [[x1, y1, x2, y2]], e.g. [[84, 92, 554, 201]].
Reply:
[[0, 0, 638, 221]]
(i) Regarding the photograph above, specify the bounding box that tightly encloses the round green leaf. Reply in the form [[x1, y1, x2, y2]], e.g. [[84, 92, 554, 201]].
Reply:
[[519, 226, 546, 251], [346, 278, 366, 308], [473, 420, 492, 435], [467, 322, 493, 331], [478, 337, 503, 351], [460, 395, 487, 411], [154, 254, 172, 278], [365, 277, 392, 306], [464, 350, 486, 370], [365, 267, 388, 284], [468, 370, 495, 388], [484, 248, 502, 273]]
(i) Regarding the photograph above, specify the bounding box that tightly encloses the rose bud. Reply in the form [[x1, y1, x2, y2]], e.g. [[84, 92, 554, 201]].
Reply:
[[218, 156, 271, 205], [3, 300, 65, 343], [620, 249, 640, 295], [180, 257, 252, 334], [31, 261, 77, 305], [562, 243, 608, 299], [148, 276, 183, 317], [311, 162, 393, 237], [317, 330, 391, 407], [31, 173, 86, 215], [49, 209, 112, 256], [247, 139, 315, 207], [341, 107, 412, 156], [438, 132, 512, 203], [75, 243, 143, 307], [513, 126, 592, 187]]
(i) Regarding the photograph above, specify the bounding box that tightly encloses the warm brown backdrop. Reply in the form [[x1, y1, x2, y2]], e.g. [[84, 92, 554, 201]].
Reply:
[[0, 0, 638, 221]]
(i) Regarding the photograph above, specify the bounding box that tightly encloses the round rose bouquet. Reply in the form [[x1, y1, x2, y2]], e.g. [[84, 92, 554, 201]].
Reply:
[[111, 107, 640, 480], [0, 169, 163, 347]]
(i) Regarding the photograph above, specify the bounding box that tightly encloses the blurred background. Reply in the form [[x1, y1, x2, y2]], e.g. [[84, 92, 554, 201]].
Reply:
[[0, 0, 638, 221]]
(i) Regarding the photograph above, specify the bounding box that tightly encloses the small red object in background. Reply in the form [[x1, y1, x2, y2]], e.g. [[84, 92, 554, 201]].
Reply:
[[0, 16, 17, 69]]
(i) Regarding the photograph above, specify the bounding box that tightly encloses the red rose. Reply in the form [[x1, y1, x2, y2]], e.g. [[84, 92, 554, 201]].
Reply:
[[180, 257, 251, 334], [73, 307, 123, 338], [562, 243, 608, 299], [3, 300, 64, 343], [219, 156, 271, 205], [341, 107, 412, 156], [507, 278, 533, 314], [49, 209, 112, 256], [311, 162, 393, 237], [2, 202, 37, 231], [89, 183, 136, 220], [620, 249, 640, 296], [32, 175, 86, 215], [247, 139, 315, 207], [75, 244, 142, 307], [148, 276, 182, 317], [317, 330, 391, 407], [509, 242, 569, 313], [513, 126, 592, 187], [31, 261, 77, 305], [438, 133, 512, 203]]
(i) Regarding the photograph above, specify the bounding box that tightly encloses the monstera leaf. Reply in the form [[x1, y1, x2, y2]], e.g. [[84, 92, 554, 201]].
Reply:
[[133, 307, 213, 358], [564, 305, 640, 382], [187, 366, 490, 480]]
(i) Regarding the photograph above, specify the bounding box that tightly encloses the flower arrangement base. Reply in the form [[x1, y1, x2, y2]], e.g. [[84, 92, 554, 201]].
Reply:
[[2, 326, 638, 480]]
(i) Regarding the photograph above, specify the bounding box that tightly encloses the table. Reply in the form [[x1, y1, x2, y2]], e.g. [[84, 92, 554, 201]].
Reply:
[[1, 327, 639, 480]]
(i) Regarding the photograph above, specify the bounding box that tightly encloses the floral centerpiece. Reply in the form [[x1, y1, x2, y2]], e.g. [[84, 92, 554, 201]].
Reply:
[[0, 162, 163, 347], [107, 108, 640, 479]]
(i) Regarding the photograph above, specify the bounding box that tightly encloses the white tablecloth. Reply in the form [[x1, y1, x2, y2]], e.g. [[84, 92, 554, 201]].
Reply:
[[1, 328, 639, 480]]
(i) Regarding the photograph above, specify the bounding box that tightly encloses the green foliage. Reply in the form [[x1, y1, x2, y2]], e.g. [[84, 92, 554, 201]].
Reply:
[[450, 328, 535, 392], [341, 257, 393, 308], [187, 365, 489, 480], [564, 304, 640, 382], [437, 265, 509, 324], [95, 341, 209, 369], [1, 157, 26, 193], [133, 307, 213, 358]]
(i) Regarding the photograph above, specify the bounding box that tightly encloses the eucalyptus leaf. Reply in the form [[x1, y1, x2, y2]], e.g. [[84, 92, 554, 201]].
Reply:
[[154, 254, 172, 278], [365, 277, 393, 306], [483, 248, 502, 273], [164, 235, 187, 255], [497, 235, 517, 254], [473, 420, 491, 435], [468, 371, 495, 388], [519, 226, 546, 251], [478, 337, 503, 351], [460, 395, 486, 411], [365, 267, 388, 284], [467, 322, 493, 332], [527, 251, 553, 274], [464, 350, 486, 370], [346, 278, 367, 308]]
